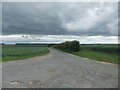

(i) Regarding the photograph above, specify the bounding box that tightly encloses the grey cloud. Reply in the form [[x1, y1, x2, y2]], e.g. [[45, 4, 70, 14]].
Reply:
[[2, 2, 118, 36], [0, 2, 2, 35]]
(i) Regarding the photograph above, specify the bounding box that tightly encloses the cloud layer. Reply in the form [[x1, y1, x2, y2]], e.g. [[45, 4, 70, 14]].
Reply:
[[2, 2, 118, 36], [1, 35, 118, 44]]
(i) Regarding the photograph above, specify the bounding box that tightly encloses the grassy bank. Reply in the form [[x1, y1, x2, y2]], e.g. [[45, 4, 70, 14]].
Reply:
[[72, 50, 119, 64], [54, 44, 119, 64], [1, 45, 49, 62], [72, 45, 119, 64]]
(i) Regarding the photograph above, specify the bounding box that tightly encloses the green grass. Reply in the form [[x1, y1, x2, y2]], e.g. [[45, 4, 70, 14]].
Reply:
[[72, 50, 119, 64], [71, 44, 119, 64], [1, 45, 49, 62], [54, 44, 119, 64], [80, 44, 119, 55], [80, 44, 118, 48]]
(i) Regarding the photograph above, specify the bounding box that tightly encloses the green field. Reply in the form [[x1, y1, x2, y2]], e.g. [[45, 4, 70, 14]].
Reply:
[[1, 45, 49, 62], [79, 44, 119, 54], [53, 43, 119, 64], [72, 44, 119, 64]]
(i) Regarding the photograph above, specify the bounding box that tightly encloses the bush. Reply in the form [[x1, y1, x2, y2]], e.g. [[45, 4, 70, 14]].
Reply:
[[53, 41, 80, 52]]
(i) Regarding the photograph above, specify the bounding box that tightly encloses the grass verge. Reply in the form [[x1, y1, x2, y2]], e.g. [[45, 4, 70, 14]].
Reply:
[[53, 44, 119, 64], [1, 46, 49, 62], [71, 50, 119, 64]]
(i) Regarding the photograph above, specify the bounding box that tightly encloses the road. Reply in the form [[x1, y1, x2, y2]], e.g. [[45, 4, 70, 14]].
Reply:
[[2, 48, 118, 88]]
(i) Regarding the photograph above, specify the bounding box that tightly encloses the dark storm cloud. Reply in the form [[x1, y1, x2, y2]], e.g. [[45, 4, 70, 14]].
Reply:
[[2, 2, 118, 36], [0, 2, 2, 35], [118, 2, 120, 36]]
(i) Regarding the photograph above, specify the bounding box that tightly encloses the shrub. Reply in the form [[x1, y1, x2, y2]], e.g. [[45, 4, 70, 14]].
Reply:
[[53, 40, 80, 52]]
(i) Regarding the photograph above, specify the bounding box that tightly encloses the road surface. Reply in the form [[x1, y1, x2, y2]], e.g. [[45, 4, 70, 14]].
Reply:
[[2, 48, 118, 88]]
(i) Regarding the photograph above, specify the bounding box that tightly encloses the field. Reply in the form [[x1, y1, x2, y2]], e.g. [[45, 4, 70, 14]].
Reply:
[[1, 44, 119, 64], [53, 42, 119, 64], [1, 45, 49, 62], [72, 44, 119, 64]]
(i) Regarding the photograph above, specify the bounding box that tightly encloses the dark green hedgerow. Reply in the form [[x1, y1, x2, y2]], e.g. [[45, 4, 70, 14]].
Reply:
[[53, 41, 80, 52]]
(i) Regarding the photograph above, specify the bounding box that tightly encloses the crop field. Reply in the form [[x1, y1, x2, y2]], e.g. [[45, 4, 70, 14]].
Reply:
[[53, 42, 119, 64], [1, 45, 49, 62], [79, 44, 119, 54], [72, 44, 119, 64]]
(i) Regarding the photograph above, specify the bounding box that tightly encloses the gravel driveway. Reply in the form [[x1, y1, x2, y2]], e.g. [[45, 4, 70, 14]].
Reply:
[[2, 48, 118, 88]]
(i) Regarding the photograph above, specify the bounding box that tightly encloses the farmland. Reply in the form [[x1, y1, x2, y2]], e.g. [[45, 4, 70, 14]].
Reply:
[[53, 42, 119, 64], [72, 44, 119, 64], [1, 43, 119, 64], [79, 44, 119, 54], [1, 45, 49, 62]]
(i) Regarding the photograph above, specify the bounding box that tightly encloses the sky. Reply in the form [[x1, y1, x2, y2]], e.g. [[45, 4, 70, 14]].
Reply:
[[1, 1, 119, 44]]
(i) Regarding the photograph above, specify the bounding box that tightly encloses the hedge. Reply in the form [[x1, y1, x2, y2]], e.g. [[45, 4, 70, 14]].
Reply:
[[53, 41, 80, 52]]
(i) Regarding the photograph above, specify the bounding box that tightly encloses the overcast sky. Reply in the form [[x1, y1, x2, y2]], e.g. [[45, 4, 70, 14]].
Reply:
[[1, 2, 119, 44]]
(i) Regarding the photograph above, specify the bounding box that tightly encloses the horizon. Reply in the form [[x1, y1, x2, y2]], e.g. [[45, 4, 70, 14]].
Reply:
[[1, 41, 119, 45]]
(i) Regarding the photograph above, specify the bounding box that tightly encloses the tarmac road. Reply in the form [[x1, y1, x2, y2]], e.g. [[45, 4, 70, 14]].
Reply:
[[2, 48, 118, 88]]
